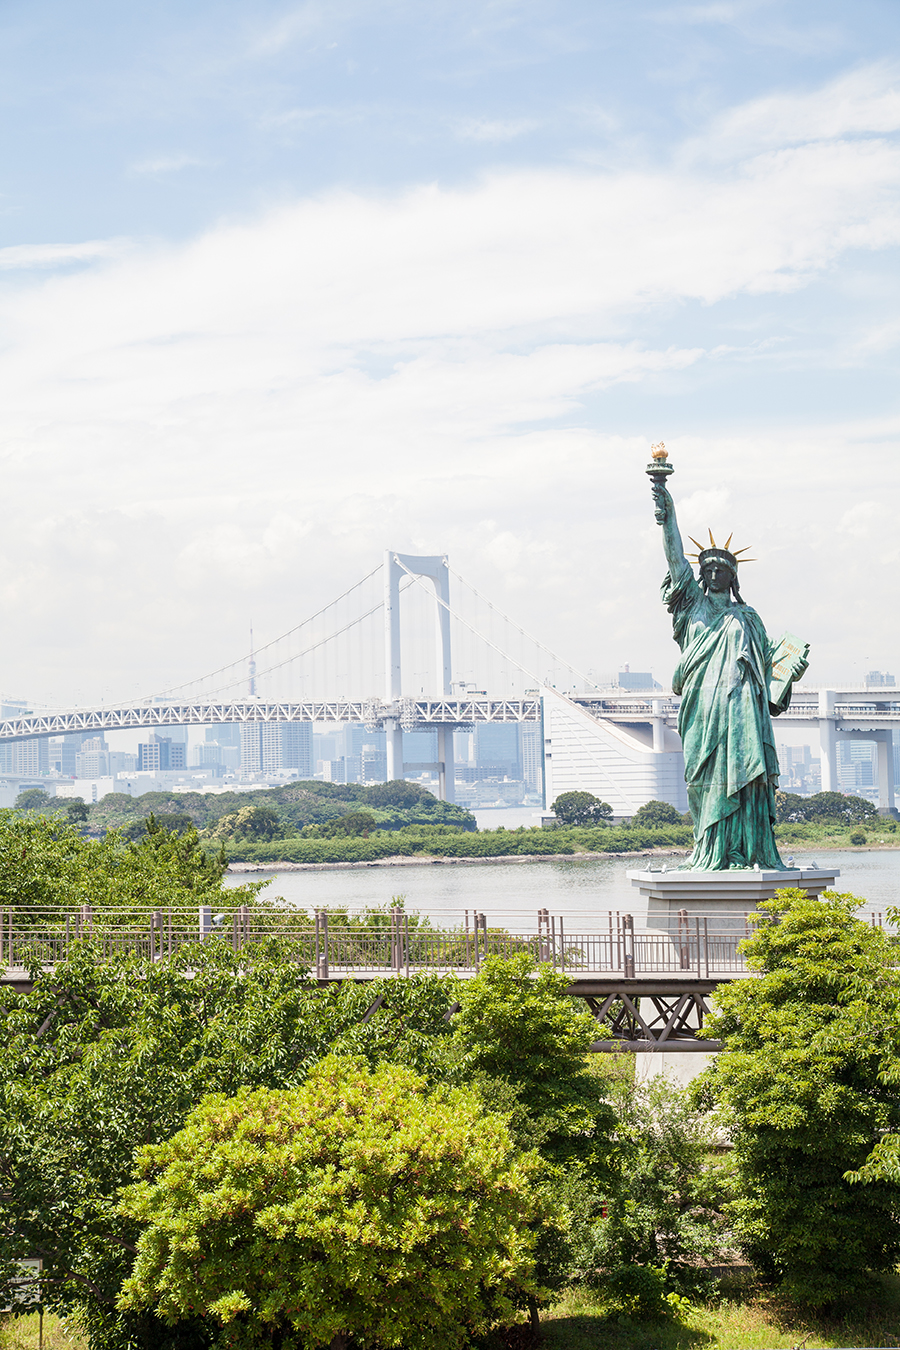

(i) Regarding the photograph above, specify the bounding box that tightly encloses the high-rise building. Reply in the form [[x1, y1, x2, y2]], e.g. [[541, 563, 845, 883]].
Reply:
[[240, 722, 312, 776], [519, 722, 543, 795], [75, 736, 111, 779], [0, 699, 48, 777], [137, 735, 186, 772], [281, 722, 313, 777], [617, 666, 663, 691], [474, 723, 520, 780]]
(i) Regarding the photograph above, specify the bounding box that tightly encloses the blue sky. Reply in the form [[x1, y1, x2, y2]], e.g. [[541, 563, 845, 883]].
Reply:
[[0, 0, 898, 703]]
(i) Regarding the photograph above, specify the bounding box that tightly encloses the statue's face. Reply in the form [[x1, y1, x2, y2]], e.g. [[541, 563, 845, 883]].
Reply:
[[701, 563, 733, 593]]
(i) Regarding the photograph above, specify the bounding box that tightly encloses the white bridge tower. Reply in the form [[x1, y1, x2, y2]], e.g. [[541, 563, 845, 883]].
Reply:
[[383, 551, 454, 800]]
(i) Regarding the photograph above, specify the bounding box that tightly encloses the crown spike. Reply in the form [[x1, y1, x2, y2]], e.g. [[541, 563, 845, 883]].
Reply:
[[688, 536, 705, 552], [733, 546, 752, 555], [708, 529, 716, 547], [725, 532, 733, 549]]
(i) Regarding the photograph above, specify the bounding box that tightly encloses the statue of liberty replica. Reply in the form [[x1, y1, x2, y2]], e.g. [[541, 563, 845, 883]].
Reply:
[[648, 447, 809, 871]]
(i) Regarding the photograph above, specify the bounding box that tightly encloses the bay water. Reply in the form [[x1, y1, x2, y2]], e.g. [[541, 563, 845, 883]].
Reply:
[[223, 849, 900, 933]]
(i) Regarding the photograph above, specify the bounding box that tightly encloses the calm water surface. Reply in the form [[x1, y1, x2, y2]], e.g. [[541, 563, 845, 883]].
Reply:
[[223, 849, 900, 931]]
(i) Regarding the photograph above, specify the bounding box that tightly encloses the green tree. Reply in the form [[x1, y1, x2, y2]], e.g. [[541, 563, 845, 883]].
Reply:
[[65, 799, 90, 823], [210, 805, 285, 842], [320, 810, 377, 837], [0, 809, 241, 922], [550, 792, 613, 827], [586, 1076, 729, 1299], [698, 888, 900, 1309], [15, 788, 53, 811], [119, 1058, 541, 1350], [363, 779, 433, 809], [630, 799, 683, 827], [775, 790, 877, 825], [452, 954, 612, 1167]]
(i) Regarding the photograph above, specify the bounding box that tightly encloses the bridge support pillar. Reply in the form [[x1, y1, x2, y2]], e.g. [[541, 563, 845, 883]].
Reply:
[[818, 689, 838, 791], [437, 726, 455, 802], [840, 728, 897, 816], [385, 721, 403, 783]]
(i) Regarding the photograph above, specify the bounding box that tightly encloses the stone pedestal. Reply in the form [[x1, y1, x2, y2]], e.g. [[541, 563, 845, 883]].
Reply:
[[626, 866, 840, 931]]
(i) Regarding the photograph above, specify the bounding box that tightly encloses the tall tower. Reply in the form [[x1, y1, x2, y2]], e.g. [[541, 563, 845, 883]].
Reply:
[[382, 552, 454, 800]]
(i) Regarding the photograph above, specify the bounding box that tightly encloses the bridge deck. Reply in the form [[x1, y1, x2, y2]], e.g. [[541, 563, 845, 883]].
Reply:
[[0, 905, 742, 1050]]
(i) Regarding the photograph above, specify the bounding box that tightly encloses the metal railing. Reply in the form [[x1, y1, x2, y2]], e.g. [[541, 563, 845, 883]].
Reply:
[[0, 904, 761, 979]]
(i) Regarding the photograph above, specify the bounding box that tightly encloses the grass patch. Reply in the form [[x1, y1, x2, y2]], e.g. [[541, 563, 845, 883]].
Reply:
[[541, 1273, 900, 1350], [0, 1313, 86, 1349]]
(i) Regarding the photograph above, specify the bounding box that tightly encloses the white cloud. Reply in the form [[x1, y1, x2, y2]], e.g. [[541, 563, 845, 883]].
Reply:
[[129, 154, 208, 176], [0, 67, 899, 700], [0, 241, 123, 271], [454, 117, 540, 142], [691, 61, 900, 161]]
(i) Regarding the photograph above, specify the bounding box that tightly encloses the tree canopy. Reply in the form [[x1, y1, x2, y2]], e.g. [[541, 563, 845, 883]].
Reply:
[[699, 888, 900, 1308], [774, 790, 878, 824], [119, 1058, 541, 1350], [550, 792, 613, 827], [631, 799, 684, 827]]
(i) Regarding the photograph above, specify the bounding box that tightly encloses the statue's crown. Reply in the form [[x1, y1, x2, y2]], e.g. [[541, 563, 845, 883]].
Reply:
[[686, 530, 756, 569]]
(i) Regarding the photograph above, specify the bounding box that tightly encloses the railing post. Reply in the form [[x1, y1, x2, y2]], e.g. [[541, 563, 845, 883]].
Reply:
[[678, 908, 690, 970], [550, 915, 557, 970], [695, 917, 701, 977], [314, 910, 321, 975], [703, 916, 710, 978], [318, 911, 330, 980], [81, 904, 92, 937], [474, 912, 481, 973], [151, 910, 161, 961], [404, 912, 410, 978], [465, 910, 471, 968], [623, 914, 635, 979], [558, 917, 566, 972], [240, 905, 249, 949], [199, 905, 211, 942]]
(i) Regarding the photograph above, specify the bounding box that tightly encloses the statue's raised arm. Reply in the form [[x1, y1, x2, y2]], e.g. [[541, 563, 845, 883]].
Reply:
[[651, 480, 689, 578]]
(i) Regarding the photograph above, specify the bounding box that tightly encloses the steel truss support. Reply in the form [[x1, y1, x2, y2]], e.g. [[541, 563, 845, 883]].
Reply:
[[578, 986, 723, 1052]]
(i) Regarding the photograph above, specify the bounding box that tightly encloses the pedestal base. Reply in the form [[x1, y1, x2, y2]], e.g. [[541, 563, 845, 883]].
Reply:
[[626, 866, 840, 930]]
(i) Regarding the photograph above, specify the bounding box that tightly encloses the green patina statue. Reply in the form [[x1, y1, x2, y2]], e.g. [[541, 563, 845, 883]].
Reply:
[[647, 447, 809, 870]]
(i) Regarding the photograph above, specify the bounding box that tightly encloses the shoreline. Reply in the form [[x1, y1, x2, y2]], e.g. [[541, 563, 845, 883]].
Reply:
[[227, 847, 678, 873], [226, 843, 900, 874]]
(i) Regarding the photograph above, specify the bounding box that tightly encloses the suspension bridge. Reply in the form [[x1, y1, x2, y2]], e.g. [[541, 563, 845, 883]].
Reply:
[[2, 548, 899, 814]]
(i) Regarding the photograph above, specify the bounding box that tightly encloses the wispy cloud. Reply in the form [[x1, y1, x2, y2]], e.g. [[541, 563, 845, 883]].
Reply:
[[454, 117, 540, 143], [129, 153, 209, 177], [0, 240, 124, 271]]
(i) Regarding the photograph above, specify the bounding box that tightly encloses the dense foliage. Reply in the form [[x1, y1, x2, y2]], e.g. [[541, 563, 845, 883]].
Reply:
[[119, 1059, 542, 1350], [699, 888, 900, 1308], [37, 780, 478, 842], [774, 789, 878, 824], [0, 809, 249, 921], [550, 792, 613, 826], [631, 799, 687, 827], [587, 1076, 729, 1305]]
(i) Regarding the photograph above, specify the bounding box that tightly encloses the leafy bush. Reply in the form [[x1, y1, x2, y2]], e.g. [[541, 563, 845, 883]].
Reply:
[[631, 799, 685, 827], [551, 792, 613, 826], [850, 829, 867, 845], [775, 790, 878, 825], [119, 1057, 542, 1350], [14, 788, 53, 811], [585, 1076, 730, 1296], [699, 888, 900, 1309]]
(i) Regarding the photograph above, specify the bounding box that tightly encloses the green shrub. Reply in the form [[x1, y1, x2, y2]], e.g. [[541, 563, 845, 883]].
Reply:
[[119, 1057, 542, 1350], [699, 889, 900, 1309]]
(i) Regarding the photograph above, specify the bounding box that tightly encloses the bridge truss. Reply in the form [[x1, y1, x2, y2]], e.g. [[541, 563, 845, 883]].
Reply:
[[0, 697, 541, 744]]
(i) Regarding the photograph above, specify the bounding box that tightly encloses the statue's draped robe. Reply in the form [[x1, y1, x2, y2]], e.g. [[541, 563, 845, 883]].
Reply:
[[663, 560, 785, 870]]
